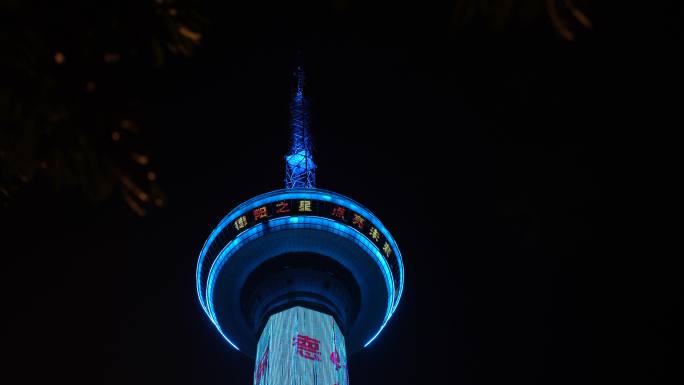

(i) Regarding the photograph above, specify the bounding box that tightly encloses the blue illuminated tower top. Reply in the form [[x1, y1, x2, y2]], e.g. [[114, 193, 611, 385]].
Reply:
[[285, 66, 316, 189], [196, 66, 404, 358]]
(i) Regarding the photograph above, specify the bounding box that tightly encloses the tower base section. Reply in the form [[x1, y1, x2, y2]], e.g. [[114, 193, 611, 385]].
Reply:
[[254, 306, 349, 385]]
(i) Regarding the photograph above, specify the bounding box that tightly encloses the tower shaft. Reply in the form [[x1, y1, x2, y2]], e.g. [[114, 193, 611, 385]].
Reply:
[[254, 307, 349, 385]]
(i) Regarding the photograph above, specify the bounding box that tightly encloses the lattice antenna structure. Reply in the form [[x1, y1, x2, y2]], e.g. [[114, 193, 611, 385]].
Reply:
[[285, 66, 316, 189]]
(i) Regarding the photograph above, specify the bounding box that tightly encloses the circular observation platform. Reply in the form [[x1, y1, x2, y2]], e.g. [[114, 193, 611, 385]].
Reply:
[[196, 188, 403, 356]]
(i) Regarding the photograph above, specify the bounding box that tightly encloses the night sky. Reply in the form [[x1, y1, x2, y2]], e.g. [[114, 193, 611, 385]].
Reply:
[[2, 2, 681, 385]]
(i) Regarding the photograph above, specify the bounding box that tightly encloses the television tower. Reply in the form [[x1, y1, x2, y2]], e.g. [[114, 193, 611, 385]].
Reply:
[[196, 66, 404, 385]]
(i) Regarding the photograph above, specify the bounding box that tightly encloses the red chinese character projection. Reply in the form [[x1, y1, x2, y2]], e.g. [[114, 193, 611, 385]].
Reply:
[[275, 201, 290, 214], [255, 346, 269, 385], [330, 351, 342, 369], [253, 206, 268, 221], [293, 334, 321, 361], [330, 318, 347, 375], [331, 206, 346, 220], [253, 306, 349, 385]]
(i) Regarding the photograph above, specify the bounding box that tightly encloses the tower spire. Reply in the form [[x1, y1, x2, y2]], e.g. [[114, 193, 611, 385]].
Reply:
[[285, 65, 316, 188]]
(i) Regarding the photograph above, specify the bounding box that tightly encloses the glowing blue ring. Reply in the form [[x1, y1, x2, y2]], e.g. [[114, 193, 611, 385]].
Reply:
[[197, 189, 404, 311], [205, 216, 395, 351], [196, 188, 404, 350]]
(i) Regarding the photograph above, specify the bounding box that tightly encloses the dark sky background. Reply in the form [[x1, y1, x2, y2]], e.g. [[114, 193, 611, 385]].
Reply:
[[2, 2, 681, 385]]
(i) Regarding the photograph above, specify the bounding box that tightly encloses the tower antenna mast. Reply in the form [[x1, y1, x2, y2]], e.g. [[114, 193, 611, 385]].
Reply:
[[285, 65, 316, 188]]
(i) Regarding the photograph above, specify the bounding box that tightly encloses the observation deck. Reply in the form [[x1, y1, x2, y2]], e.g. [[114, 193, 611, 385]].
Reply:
[[196, 188, 404, 356]]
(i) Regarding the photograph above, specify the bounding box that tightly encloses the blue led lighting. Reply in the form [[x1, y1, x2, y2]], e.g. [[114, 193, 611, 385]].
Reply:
[[197, 189, 402, 305], [286, 150, 315, 174], [204, 217, 395, 351], [196, 188, 404, 351], [364, 320, 390, 348], [285, 66, 316, 189], [211, 318, 240, 351]]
